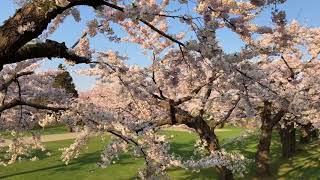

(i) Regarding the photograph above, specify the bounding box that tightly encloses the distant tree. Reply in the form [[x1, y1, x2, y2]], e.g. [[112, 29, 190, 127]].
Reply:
[[53, 64, 78, 98], [53, 64, 78, 132]]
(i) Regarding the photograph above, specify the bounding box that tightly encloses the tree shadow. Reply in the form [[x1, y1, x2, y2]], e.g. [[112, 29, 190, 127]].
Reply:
[[167, 140, 218, 179], [53, 152, 136, 172], [0, 164, 69, 179], [0, 151, 136, 179], [168, 167, 217, 180], [273, 140, 320, 179], [169, 140, 197, 160]]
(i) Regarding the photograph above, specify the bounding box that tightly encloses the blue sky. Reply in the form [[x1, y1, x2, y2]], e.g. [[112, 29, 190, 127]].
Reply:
[[1, 0, 319, 91]]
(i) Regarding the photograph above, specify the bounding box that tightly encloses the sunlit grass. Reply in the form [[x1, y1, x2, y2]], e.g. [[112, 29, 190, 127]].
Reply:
[[0, 125, 69, 139]]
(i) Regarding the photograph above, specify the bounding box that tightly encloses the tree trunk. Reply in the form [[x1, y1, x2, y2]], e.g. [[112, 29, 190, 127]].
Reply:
[[300, 123, 318, 143], [184, 116, 234, 180], [156, 103, 234, 180], [279, 121, 296, 158], [68, 126, 74, 132], [255, 101, 286, 177], [219, 122, 225, 129], [256, 125, 273, 176], [216, 166, 234, 180]]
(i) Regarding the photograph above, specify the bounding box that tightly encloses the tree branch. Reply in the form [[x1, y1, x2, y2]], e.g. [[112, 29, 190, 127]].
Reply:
[[0, 99, 67, 112], [12, 39, 91, 64], [0, 1, 100, 64], [173, 74, 221, 106], [280, 55, 295, 80], [215, 96, 241, 128], [107, 130, 149, 165], [0, 71, 34, 91], [0, 0, 185, 68]]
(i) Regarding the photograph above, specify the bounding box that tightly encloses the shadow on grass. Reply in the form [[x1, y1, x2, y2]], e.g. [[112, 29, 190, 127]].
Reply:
[[0, 151, 98, 179], [273, 140, 320, 179], [230, 132, 320, 179], [170, 141, 196, 160], [0, 164, 68, 179], [168, 140, 218, 179], [0, 150, 138, 179]]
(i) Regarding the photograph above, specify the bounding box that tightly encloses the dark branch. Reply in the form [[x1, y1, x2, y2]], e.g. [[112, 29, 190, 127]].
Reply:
[[0, 0, 185, 68], [107, 130, 149, 165], [13, 39, 91, 64], [235, 68, 279, 95], [0, 71, 33, 91], [0, 99, 67, 112], [280, 55, 295, 80]]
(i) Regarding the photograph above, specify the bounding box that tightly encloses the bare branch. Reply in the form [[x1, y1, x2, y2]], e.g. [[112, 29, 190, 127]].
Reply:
[[100, 1, 185, 47], [280, 55, 295, 80]]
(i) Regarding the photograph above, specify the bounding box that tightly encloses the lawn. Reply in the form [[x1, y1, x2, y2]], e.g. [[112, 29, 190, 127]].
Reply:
[[0, 127, 319, 180], [0, 125, 69, 139]]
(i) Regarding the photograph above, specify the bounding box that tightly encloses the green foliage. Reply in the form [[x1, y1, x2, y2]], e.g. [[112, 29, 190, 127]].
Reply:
[[53, 64, 78, 98]]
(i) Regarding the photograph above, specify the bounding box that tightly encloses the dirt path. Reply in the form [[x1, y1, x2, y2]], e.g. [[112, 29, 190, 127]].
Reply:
[[1, 133, 78, 146]]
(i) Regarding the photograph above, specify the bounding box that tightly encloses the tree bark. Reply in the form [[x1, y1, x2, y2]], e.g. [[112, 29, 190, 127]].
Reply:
[[155, 104, 234, 180], [255, 101, 286, 177], [300, 123, 318, 143], [0, 0, 106, 65], [256, 125, 273, 176], [179, 116, 234, 180], [279, 121, 296, 158], [0, 0, 181, 69], [219, 122, 225, 129]]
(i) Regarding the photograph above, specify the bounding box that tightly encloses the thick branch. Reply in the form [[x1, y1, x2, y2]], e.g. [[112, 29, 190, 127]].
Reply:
[[0, 99, 67, 112], [0, 0, 110, 65], [0, 0, 184, 68], [271, 109, 286, 127], [13, 39, 90, 64]]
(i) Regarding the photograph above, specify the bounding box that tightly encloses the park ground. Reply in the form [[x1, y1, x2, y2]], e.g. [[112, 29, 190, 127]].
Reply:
[[0, 126, 319, 180]]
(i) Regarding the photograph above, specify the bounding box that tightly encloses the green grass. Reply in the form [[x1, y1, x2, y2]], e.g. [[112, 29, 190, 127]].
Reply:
[[0, 125, 69, 139], [0, 128, 319, 180]]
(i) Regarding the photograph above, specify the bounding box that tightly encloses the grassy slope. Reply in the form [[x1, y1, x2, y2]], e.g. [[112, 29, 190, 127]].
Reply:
[[0, 128, 319, 180]]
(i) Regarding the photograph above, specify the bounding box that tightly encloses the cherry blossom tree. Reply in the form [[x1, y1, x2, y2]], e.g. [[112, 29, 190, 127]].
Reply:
[[0, 0, 320, 179], [68, 47, 255, 179], [0, 59, 72, 164]]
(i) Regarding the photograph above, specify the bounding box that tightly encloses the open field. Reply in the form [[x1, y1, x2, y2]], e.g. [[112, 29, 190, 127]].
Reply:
[[0, 128, 319, 180]]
